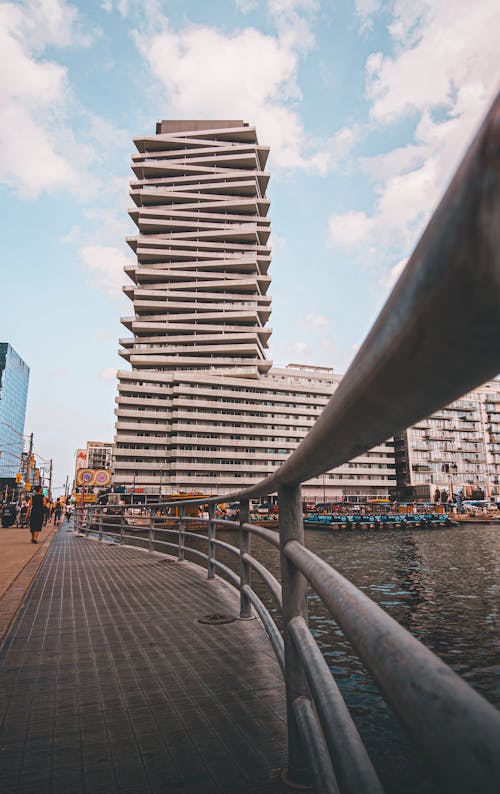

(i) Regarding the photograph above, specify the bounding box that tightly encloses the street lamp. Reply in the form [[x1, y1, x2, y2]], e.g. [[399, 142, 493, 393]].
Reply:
[[442, 462, 458, 503]]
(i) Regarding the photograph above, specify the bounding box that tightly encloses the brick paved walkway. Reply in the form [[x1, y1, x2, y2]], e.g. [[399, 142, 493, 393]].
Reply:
[[0, 527, 288, 793]]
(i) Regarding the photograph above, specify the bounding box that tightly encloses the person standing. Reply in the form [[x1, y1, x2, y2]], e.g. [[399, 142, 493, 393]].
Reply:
[[28, 485, 45, 544]]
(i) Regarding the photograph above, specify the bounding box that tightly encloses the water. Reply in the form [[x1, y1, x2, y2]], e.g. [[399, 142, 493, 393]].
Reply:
[[206, 523, 499, 794]]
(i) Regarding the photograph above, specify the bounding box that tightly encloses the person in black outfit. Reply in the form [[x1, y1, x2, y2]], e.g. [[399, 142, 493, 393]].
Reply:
[[28, 486, 45, 544], [53, 499, 63, 526]]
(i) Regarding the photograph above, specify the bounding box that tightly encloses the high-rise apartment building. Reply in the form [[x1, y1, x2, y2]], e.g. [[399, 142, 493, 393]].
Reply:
[[0, 343, 30, 480], [395, 379, 500, 501], [113, 120, 396, 500]]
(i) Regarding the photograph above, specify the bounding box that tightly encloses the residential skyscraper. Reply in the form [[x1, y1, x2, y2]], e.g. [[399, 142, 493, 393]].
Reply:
[[113, 121, 396, 499], [0, 343, 30, 480]]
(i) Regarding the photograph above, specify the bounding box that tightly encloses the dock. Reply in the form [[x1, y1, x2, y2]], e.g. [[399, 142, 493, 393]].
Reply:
[[0, 526, 288, 794]]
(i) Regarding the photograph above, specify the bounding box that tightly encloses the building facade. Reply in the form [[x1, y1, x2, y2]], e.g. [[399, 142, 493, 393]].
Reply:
[[395, 379, 500, 501], [113, 120, 396, 500], [86, 441, 113, 470], [73, 441, 113, 499], [0, 343, 30, 480]]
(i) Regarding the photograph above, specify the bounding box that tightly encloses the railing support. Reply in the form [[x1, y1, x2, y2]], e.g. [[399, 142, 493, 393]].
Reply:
[[207, 503, 216, 579], [278, 483, 310, 789], [149, 507, 154, 552], [120, 506, 125, 545], [98, 506, 103, 541], [239, 499, 252, 619], [178, 505, 185, 561]]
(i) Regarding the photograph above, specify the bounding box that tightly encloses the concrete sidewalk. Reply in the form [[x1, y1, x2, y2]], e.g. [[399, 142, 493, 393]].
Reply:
[[0, 520, 60, 642], [0, 526, 288, 793]]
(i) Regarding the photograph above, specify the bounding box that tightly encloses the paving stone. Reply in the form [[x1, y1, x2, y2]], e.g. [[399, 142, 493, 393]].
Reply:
[[0, 527, 289, 792]]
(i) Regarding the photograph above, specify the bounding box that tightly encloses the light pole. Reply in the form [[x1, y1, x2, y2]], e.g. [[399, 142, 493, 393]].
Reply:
[[442, 462, 458, 504]]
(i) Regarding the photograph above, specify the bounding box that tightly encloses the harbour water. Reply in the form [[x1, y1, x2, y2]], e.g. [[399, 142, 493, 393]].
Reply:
[[211, 523, 499, 794]]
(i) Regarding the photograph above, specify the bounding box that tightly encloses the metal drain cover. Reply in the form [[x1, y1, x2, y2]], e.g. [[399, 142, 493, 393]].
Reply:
[[198, 614, 236, 625]]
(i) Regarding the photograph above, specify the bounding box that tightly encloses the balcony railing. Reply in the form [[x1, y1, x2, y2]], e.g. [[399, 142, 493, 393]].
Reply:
[[76, 92, 500, 793]]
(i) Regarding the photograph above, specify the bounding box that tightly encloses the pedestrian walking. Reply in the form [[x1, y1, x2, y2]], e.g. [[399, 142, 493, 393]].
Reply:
[[43, 499, 51, 526], [27, 485, 46, 543], [54, 499, 63, 526]]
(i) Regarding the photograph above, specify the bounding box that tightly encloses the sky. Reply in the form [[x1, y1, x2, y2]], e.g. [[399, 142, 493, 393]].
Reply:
[[0, 0, 498, 492]]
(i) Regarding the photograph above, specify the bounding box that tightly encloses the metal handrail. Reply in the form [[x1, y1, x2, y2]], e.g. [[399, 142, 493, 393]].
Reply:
[[74, 91, 500, 794]]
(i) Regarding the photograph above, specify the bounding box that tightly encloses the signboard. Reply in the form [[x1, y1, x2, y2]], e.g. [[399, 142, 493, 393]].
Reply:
[[75, 469, 111, 487]]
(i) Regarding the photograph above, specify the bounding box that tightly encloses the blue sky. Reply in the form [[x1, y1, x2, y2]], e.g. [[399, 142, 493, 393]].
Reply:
[[0, 0, 498, 490]]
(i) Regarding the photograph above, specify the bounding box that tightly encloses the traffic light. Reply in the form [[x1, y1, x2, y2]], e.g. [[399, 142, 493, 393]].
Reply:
[[15, 473, 22, 483], [25, 483, 31, 492]]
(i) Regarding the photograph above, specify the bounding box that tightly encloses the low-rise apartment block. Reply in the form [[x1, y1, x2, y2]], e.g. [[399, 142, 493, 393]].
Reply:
[[395, 379, 500, 501]]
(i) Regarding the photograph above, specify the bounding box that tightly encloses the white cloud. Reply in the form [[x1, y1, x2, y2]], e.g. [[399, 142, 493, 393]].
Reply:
[[0, 0, 97, 197], [367, 0, 498, 126], [80, 245, 132, 297], [0, 1, 126, 201], [328, 0, 500, 261], [303, 313, 331, 329], [328, 210, 375, 250], [269, 231, 286, 250], [99, 367, 118, 381], [267, 0, 319, 53], [235, 0, 259, 12], [133, 11, 355, 174], [15, 0, 92, 49], [382, 257, 408, 289], [287, 340, 312, 357], [355, 0, 382, 33]]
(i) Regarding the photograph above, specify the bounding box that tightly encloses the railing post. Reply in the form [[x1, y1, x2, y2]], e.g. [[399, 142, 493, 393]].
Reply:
[[178, 505, 185, 562], [149, 507, 154, 552], [207, 503, 216, 579], [120, 506, 125, 545], [98, 506, 103, 541], [239, 499, 252, 619], [278, 483, 310, 788]]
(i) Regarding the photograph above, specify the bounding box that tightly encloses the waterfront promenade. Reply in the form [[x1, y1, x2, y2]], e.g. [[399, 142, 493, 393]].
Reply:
[[0, 526, 289, 794]]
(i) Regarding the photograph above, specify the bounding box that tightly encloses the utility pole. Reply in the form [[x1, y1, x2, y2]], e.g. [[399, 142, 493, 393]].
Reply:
[[64, 475, 69, 500], [48, 459, 53, 501], [25, 433, 33, 492]]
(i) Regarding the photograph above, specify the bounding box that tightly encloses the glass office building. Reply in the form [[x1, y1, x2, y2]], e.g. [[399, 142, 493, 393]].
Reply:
[[0, 343, 30, 479]]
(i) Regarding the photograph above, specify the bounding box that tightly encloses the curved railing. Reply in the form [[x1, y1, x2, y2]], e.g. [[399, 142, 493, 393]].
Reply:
[[75, 92, 500, 793]]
